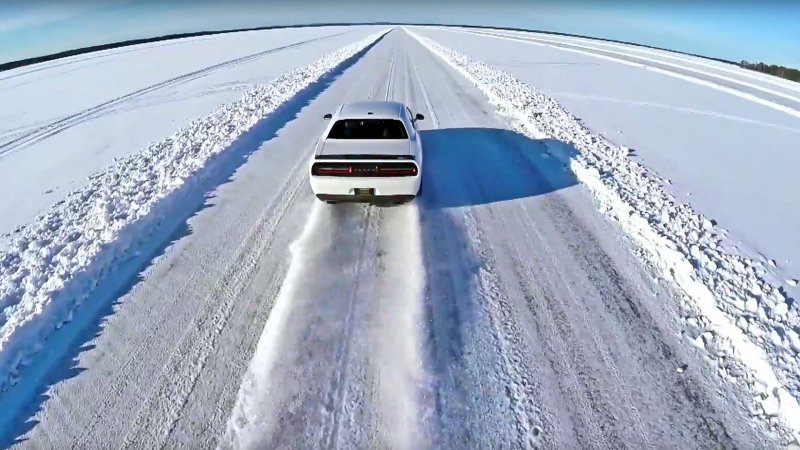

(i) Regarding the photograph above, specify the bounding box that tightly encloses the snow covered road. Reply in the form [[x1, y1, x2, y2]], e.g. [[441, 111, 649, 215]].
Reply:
[[0, 27, 785, 448]]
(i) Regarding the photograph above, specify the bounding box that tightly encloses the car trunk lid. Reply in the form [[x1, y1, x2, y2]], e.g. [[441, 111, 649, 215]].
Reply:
[[316, 140, 411, 159]]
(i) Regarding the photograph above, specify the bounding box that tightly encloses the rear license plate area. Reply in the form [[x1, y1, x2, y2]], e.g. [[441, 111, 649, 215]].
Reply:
[[353, 188, 374, 196]]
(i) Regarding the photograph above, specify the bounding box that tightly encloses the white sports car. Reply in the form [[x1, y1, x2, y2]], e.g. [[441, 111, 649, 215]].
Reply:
[[309, 100, 424, 204]]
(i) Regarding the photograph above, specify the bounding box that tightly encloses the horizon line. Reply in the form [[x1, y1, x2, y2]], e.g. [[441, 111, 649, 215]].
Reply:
[[0, 21, 792, 75]]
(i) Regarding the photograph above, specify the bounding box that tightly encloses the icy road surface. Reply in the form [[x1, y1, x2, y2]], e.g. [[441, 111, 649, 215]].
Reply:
[[2, 29, 776, 448]]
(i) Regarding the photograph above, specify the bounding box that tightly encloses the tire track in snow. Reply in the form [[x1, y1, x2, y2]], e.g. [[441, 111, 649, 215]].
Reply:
[[463, 137, 606, 448], [407, 43, 508, 448], [218, 202, 337, 450], [406, 46, 451, 448], [384, 46, 398, 101], [417, 159, 545, 448], [543, 92, 800, 134], [416, 206, 469, 445], [426, 114, 627, 448], [436, 132, 547, 448], [321, 206, 373, 449], [493, 28, 800, 95], [513, 196, 737, 447], [412, 63, 438, 128], [463, 211, 547, 447], [447, 108, 736, 448], [421, 123, 611, 447]]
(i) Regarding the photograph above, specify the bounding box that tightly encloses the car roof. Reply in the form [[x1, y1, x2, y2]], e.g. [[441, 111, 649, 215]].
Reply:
[[336, 101, 405, 120]]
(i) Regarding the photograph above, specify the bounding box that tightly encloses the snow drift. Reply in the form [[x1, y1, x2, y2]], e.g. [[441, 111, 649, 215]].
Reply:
[[408, 29, 800, 443], [0, 30, 386, 392]]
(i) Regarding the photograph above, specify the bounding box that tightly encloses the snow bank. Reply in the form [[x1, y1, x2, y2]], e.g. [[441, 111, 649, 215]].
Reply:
[[0, 31, 385, 392], [408, 29, 800, 443]]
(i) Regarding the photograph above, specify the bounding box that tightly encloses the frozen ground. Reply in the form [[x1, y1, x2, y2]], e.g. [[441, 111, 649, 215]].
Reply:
[[0, 25, 794, 449], [0, 25, 385, 238], [414, 26, 800, 289]]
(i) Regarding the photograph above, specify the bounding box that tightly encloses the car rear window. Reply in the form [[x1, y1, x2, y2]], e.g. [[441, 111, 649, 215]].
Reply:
[[327, 119, 408, 139]]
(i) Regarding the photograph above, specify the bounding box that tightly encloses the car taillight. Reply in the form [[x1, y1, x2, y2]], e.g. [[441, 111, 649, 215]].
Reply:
[[377, 166, 417, 176], [311, 162, 418, 177], [314, 165, 352, 175]]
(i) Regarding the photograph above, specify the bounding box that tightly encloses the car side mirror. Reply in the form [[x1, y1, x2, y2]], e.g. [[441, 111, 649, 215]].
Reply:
[[414, 113, 425, 122], [323, 113, 332, 120]]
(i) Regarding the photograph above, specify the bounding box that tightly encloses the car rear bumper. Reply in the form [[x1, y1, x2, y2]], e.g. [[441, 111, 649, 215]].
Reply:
[[316, 194, 415, 203], [310, 174, 421, 198]]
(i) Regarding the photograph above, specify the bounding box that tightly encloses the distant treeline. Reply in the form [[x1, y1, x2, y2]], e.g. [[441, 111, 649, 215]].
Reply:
[[740, 61, 800, 83]]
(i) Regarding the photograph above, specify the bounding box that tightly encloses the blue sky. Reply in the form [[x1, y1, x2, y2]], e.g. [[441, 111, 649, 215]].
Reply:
[[0, 0, 798, 67]]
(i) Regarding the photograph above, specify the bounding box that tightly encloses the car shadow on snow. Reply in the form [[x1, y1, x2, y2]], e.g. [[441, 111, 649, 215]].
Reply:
[[419, 127, 579, 208], [0, 32, 389, 448], [415, 127, 580, 439]]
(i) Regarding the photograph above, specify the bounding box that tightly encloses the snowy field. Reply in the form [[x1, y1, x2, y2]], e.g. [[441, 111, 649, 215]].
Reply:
[[0, 25, 385, 238], [0, 24, 798, 448]]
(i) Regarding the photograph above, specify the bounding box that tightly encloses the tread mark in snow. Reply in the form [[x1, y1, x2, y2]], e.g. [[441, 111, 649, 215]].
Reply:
[[322, 206, 373, 449], [384, 46, 398, 101], [411, 61, 439, 128]]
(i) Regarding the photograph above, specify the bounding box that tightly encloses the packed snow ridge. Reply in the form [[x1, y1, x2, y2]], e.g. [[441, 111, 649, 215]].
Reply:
[[408, 30, 800, 442], [0, 31, 385, 392]]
